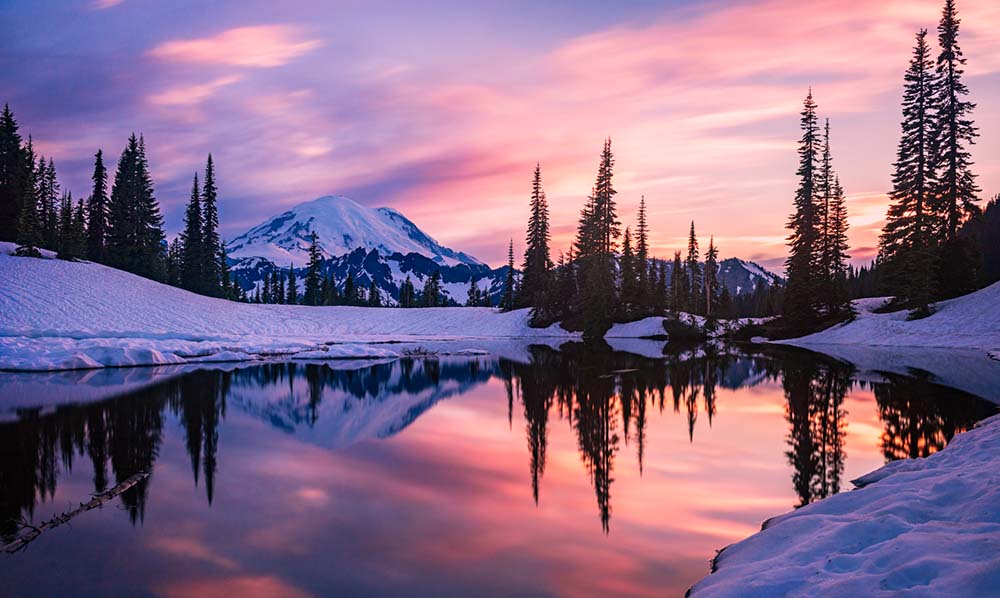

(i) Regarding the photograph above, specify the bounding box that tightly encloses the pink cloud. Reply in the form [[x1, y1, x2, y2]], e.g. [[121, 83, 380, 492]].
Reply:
[[148, 75, 244, 107], [149, 26, 323, 68]]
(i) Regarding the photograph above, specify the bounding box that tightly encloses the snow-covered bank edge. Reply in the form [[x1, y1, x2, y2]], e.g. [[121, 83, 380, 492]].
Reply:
[[0, 336, 578, 372], [689, 414, 1000, 597], [774, 282, 1000, 359]]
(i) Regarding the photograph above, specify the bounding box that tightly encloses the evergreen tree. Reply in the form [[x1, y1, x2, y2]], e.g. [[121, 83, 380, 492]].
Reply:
[[286, 264, 298, 304], [179, 173, 204, 292], [827, 176, 851, 316], [71, 198, 87, 259], [0, 104, 26, 242], [815, 120, 852, 317], [501, 239, 516, 312], [273, 270, 285, 305], [343, 272, 356, 305], [466, 278, 481, 307], [220, 245, 233, 299], [319, 274, 330, 306], [549, 251, 576, 319], [703, 237, 720, 318], [520, 163, 553, 311], [635, 196, 651, 310], [619, 227, 638, 316], [783, 90, 822, 331], [166, 238, 182, 286], [303, 232, 323, 306], [262, 271, 272, 304], [670, 251, 686, 311], [931, 0, 980, 297], [14, 141, 41, 257], [879, 29, 942, 314], [107, 134, 166, 280], [38, 157, 59, 250], [57, 192, 85, 260], [574, 139, 620, 335], [86, 149, 110, 262], [399, 276, 416, 308], [656, 259, 669, 313], [422, 271, 442, 307], [685, 221, 702, 314], [367, 280, 381, 307], [201, 155, 221, 296]]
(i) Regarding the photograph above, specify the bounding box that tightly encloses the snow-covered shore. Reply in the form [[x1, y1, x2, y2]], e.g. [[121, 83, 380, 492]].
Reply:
[[779, 282, 1000, 354], [771, 284, 1000, 402], [689, 413, 1000, 597], [0, 252, 577, 371]]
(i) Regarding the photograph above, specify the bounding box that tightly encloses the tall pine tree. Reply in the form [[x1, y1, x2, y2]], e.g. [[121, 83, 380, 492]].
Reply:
[[931, 0, 980, 297], [635, 196, 651, 311], [0, 104, 26, 242], [520, 163, 552, 311], [286, 264, 298, 304], [703, 237, 720, 318], [619, 227, 638, 316], [685, 221, 702, 314], [573, 139, 620, 335], [879, 29, 941, 314], [501, 239, 516, 312], [14, 139, 41, 256], [201, 154, 221, 296], [86, 149, 110, 262], [303, 232, 323, 306], [107, 134, 166, 280], [180, 173, 204, 293], [783, 90, 822, 331]]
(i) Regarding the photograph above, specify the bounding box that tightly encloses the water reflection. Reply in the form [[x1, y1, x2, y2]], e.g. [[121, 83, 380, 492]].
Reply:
[[0, 344, 995, 593]]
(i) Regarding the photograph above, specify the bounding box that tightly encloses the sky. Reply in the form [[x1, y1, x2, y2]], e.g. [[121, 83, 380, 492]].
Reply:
[[1, 0, 998, 270]]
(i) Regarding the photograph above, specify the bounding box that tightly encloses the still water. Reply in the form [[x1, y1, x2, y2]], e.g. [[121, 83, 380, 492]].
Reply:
[[0, 343, 995, 597]]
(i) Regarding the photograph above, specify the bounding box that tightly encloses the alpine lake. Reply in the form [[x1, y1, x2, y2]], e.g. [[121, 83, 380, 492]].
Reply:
[[1, 340, 996, 597]]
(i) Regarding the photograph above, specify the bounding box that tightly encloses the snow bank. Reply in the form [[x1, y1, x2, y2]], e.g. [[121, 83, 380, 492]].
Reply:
[[604, 314, 768, 339], [291, 344, 401, 360], [605, 317, 667, 338], [689, 414, 1000, 597], [780, 282, 1000, 354], [0, 254, 578, 371]]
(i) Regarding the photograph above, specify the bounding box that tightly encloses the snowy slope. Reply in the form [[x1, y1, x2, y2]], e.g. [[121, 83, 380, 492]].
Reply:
[[689, 413, 1000, 597], [227, 195, 483, 267], [0, 254, 576, 371], [779, 283, 1000, 352]]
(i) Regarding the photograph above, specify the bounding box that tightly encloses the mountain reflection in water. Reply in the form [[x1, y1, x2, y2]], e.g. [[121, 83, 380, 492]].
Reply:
[[0, 343, 995, 596]]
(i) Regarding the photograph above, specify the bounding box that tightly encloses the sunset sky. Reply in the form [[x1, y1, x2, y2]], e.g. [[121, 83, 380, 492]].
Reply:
[[2, 0, 998, 270]]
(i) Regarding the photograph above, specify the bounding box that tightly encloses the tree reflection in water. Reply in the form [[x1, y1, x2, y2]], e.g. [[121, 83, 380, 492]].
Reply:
[[0, 345, 995, 543]]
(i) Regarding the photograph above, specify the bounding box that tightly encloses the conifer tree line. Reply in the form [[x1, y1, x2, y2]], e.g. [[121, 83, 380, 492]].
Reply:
[[507, 139, 734, 336], [0, 104, 243, 300], [877, 0, 986, 317]]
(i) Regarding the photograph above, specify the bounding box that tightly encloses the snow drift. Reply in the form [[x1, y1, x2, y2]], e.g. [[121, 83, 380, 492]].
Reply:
[[689, 413, 1000, 597]]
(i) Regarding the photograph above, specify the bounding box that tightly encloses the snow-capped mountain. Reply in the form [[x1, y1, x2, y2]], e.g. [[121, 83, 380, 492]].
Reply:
[[228, 195, 482, 268]]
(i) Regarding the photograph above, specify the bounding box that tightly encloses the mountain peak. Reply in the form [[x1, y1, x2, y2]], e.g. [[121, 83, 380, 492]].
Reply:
[[227, 195, 484, 268]]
